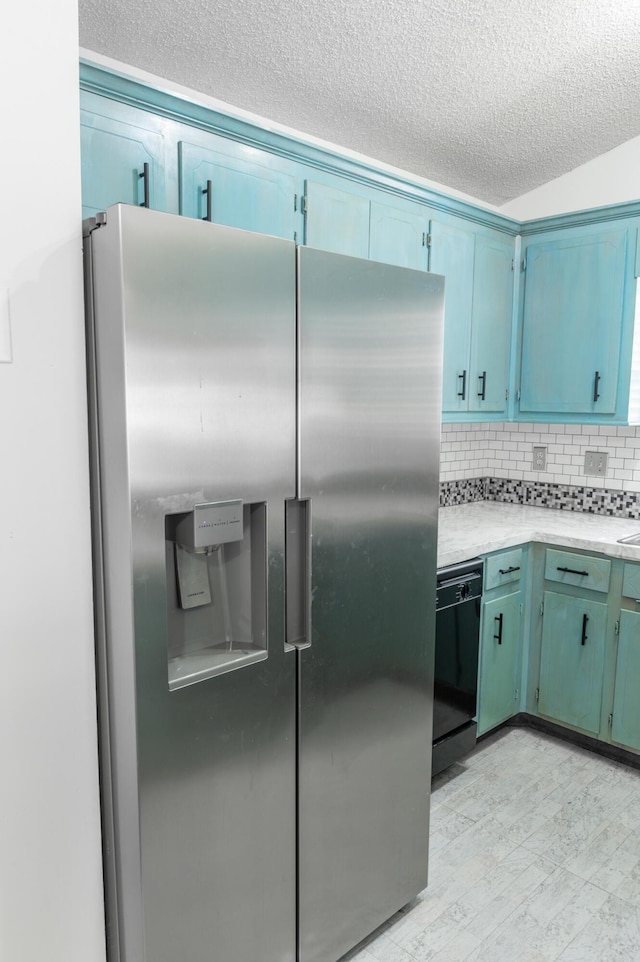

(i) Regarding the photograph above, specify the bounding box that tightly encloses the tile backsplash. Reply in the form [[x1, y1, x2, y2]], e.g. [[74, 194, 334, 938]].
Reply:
[[440, 423, 640, 492], [440, 422, 640, 517]]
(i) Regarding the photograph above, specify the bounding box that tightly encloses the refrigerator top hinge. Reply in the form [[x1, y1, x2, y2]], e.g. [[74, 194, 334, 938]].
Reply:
[[82, 210, 107, 238], [301, 195, 308, 214]]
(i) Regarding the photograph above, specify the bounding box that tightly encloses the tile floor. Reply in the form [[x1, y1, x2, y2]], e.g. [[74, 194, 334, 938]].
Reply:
[[342, 726, 640, 962]]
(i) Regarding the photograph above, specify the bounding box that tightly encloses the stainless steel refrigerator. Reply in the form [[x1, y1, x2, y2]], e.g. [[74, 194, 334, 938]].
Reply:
[[84, 204, 443, 962]]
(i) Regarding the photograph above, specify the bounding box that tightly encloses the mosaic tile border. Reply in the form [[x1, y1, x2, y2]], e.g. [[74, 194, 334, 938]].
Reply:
[[440, 477, 640, 520]]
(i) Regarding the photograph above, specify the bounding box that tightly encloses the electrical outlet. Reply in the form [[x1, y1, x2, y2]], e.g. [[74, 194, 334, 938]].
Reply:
[[532, 445, 547, 471], [584, 450, 608, 477]]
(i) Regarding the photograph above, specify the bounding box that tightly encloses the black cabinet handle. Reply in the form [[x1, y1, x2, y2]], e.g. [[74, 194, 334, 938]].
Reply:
[[593, 371, 601, 403], [139, 162, 150, 208], [478, 371, 487, 400], [557, 566, 589, 577], [499, 565, 521, 575], [202, 180, 212, 222], [458, 370, 467, 400], [494, 613, 503, 645], [581, 613, 589, 646]]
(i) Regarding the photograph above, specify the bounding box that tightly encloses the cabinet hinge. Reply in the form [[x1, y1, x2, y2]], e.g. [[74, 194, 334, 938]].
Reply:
[[511, 258, 515, 271], [540, 601, 544, 617], [422, 232, 432, 248], [293, 231, 298, 244], [520, 603, 523, 616], [535, 688, 539, 703], [521, 257, 527, 271], [514, 688, 519, 702], [516, 388, 521, 402], [506, 389, 509, 402], [615, 620, 620, 635], [301, 195, 308, 215], [294, 194, 298, 212], [608, 713, 613, 728]]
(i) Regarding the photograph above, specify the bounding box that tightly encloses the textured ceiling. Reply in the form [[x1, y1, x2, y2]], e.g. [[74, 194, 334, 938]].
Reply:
[[78, 0, 640, 206]]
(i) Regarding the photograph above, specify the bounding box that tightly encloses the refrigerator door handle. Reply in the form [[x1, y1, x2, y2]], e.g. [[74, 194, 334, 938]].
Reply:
[[285, 498, 312, 651]]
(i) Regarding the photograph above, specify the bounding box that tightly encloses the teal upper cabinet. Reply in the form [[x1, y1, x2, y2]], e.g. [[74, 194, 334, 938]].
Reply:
[[369, 198, 429, 270], [519, 226, 630, 418], [80, 96, 167, 218], [429, 220, 474, 415], [304, 180, 370, 258], [430, 220, 513, 419], [179, 139, 300, 240], [469, 233, 515, 414]]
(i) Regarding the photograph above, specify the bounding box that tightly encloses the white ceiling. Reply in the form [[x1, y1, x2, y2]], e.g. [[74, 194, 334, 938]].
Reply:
[[78, 0, 640, 206]]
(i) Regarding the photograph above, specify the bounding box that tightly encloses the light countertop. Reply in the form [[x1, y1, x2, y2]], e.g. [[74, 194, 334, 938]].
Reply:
[[437, 502, 640, 569]]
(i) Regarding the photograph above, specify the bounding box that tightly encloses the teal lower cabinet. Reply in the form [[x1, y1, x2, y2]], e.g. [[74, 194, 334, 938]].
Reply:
[[611, 609, 640, 750], [538, 590, 607, 735], [477, 590, 521, 735]]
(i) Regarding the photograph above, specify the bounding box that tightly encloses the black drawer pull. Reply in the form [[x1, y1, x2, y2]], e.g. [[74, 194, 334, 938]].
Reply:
[[581, 613, 589, 646], [458, 370, 467, 400], [478, 371, 487, 400], [499, 565, 520, 575], [494, 613, 503, 645], [557, 566, 589, 577]]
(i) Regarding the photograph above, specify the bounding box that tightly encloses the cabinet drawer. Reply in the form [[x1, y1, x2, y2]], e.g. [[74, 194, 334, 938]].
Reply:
[[484, 548, 523, 591], [544, 549, 610, 593], [622, 563, 640, 602]]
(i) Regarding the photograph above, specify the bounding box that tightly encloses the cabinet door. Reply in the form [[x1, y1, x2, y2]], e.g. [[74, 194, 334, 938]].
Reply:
[[80, 110, 165, 217], [478, 591, 520, 735], [538, 590, 607, 734], [304, 181, 370, 257], [80, 109, 166, 217], [519, 229, 627, 415], [611, 609, 640, 751], [369, 199, 428, 270], [468, 233, 513, 414], [179, 141, 298, 239], [429, 220, 475, 413]]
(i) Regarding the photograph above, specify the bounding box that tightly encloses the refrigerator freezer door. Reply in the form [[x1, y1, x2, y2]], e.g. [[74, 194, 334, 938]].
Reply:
[[88, 206, 297, 962], [297, 248, 444, 962]]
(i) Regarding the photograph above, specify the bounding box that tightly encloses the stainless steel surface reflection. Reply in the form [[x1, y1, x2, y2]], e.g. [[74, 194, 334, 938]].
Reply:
[[297, 248, 443, 962], [88, 206, 296, 962]]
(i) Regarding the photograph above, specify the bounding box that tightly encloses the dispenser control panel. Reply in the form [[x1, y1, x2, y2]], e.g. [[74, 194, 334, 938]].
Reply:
[[175, 500, 244, 550]]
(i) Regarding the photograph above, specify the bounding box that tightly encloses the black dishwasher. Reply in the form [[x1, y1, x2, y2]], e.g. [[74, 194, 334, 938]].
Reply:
[[432, 559, 483, 776]]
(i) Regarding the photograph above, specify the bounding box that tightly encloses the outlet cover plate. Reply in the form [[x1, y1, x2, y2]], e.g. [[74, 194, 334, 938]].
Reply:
[[533, 445, 547, 471], [584, 450, 608, 477]]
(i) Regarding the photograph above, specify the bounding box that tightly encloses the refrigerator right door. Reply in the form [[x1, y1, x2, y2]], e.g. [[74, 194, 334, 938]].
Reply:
[[297, 248, 444, 962]]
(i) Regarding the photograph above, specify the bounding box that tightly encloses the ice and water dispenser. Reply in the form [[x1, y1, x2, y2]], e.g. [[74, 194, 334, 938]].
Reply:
[[165, 500, 267, 690]]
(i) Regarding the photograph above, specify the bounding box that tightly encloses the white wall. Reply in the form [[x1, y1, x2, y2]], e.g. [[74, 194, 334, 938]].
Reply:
[[501, 134, 640, 221], [0, 6, 106, 962]]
